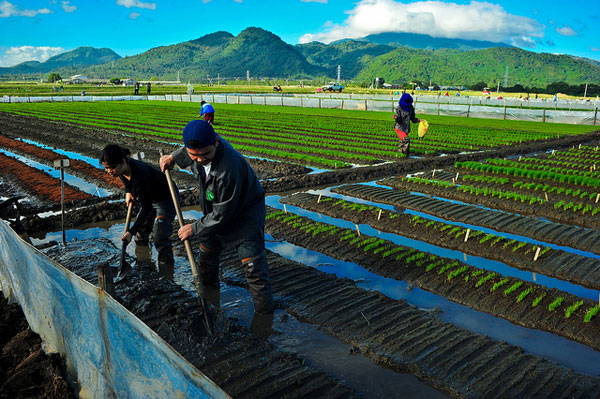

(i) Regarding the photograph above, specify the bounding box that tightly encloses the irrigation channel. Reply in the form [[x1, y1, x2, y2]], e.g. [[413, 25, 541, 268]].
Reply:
[[1, 111, 600, 398]]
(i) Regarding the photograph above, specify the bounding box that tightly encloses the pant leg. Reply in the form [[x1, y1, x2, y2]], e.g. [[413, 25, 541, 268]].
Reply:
[[197, 239, 221, 287], [153, 200, 176, 268], [134, 207, 156, 246], [237, 231, 274, 315]]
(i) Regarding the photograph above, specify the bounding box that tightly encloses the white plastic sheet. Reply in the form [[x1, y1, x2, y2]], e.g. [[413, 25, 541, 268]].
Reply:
[[0, 221, 229, 399]]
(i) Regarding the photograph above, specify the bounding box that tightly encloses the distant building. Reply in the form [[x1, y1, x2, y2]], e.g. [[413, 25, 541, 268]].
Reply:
[[121, 79, 137, 86], [63, 74, 89, 84]]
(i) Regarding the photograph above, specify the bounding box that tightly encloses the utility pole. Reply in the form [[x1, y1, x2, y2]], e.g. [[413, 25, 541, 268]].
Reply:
[[584, 83, 588, 98], [337, 65, 341, 82], [504, 65, 508, 88], [246, 70, 250, 84]]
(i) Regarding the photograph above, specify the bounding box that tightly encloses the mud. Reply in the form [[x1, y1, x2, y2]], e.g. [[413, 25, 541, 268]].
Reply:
[[219, 243, 600, 399], [3, 110, 600, 398], [333, 183, 600, 257], [264, 207, 600, 352], [380, 175, 600, 229], [280, 192, 600, 291], [42, 238, 359, 399], [0, 295, 76, 399]]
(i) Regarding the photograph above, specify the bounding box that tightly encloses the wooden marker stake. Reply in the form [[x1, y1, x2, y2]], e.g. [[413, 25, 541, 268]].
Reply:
[[533, 247, 541, 261], [544, 192, 549, 202], [464, 228, 471, 242], [356, 224, 361, 236], [317, 193, 322, 203], [377, 209, 382, 220], [283, 204, 287, 214], [532, 272, 536, 281]]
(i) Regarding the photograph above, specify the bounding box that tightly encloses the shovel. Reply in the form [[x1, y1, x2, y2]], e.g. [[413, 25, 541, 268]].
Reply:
[[160, 150, 213, 335], [114, 201, 134, 283]]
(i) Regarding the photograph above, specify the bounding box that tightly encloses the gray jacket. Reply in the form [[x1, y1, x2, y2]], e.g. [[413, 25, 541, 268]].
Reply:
[[172, 137, 265, 243], [394, 105, 420, 133]]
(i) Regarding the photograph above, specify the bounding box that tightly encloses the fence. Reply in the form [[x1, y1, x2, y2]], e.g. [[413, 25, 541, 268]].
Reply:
[[0, 220, 230, 399], [2, 92, 598, 125]]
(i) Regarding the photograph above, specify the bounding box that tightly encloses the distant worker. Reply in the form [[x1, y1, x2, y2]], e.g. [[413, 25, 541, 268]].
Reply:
[[100, 145, 177, 279], [393, 93, 422, 158], [81, 89, 86, 96], [199, 100, 215, 125], [146, 82, 151, 95], [159, 120, 274, 320], [134, 82, 140, 95]]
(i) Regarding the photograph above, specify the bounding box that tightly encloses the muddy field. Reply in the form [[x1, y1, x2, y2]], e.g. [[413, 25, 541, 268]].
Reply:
[[2, 111, 600, 398]]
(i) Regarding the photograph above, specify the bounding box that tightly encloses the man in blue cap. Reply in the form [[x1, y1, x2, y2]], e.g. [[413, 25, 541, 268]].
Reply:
[[159, 120, 274, 318]]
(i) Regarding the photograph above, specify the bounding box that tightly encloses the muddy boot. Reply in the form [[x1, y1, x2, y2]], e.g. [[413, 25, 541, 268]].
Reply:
[[205, 285, 221, 310], [198, 243, 220, 286], [250, 311, 274, 339], [154, 216, 175, 277], [242, 252, 274, 315]]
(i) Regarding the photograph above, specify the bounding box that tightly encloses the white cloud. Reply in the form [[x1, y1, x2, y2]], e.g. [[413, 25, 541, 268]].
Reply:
[[0, 1, 52, 17], [591, 47, 599, 52], [61, 1, 76, 12], [299, 0, 544, 47], [129, 11, 140, 18], [116, 0, 156, 10], [301, 0, 327, 3], [556, 26, 577, 36], [0, 46, 65, 67]]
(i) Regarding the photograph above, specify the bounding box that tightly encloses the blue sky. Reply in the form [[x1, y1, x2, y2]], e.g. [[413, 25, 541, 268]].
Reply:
[[0, 0, 598, 67]]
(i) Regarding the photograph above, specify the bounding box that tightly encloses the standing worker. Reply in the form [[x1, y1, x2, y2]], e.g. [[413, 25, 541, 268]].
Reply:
[[159, 120, 274, 320], [199, 101, 215, 125], [100, 144, 177, 278], [134, 82, 140, 95], [393, 93, 421, 157], [146, 82, 151, 95]]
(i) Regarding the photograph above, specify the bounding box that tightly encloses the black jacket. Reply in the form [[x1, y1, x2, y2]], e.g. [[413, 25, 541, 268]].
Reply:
[[394, 105, 420, 133], [172, 137, 265, 243], [120, 158, 171, 235]]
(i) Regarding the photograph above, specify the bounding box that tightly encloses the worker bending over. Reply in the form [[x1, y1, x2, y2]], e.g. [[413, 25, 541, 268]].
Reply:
[[199, 101, 215, 125], [100, 145, 176, 277]]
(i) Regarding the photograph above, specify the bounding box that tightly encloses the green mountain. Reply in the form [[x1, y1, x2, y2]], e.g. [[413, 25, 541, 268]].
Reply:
[[296, 40, 396, 78], [356, 32, 514, 51], [352, 47, 600, 87], [81, 27, 324, 81], [0, 47, 121, 74], [2, 27, 599, 88]]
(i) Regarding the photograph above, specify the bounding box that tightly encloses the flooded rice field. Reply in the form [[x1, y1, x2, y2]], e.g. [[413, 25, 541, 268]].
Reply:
[[1, 111, 600, 398]]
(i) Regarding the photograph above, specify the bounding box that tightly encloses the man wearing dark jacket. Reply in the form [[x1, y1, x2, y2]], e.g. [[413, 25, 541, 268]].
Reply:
[[159, 120, 274, 316], [394, 93, 420, 157]]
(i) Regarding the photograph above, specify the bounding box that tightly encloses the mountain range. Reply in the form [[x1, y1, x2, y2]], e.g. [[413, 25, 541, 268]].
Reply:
[[2, 27, 599, 88]]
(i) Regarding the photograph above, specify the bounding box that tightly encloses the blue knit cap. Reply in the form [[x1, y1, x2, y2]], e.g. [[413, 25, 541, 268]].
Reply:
[[398, 93, 413, 112], [182, 120, 216, 148]]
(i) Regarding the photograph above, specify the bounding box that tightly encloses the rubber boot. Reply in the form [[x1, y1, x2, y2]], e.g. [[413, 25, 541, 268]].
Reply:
[[250, 311, 274, 339], [242, 252, 274, 315], [198, 243, 220, 287], [154, 216, 175, 268]]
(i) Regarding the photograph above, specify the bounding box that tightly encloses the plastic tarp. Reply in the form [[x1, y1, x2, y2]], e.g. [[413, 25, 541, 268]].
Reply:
[[4, 94, 598, 125], [0, 221, 230, 399]]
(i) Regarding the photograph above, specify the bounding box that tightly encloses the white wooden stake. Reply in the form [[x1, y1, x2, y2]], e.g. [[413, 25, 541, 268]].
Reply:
[[552, 149, 555, 155], [544, 192, 549, 202], [377, 209, 382, 220], [317, 193, 322, 203], [596, 193, 600, 204], [464, 228, 471, 242], [579, 144, 582, 149], [533, 247, 541, 261], [432, 169, 436, 178], [455, 172, 459, 180], [283, 204, 287, 214], [452, 178, 455, 185], [518, 156, 521, 161]]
